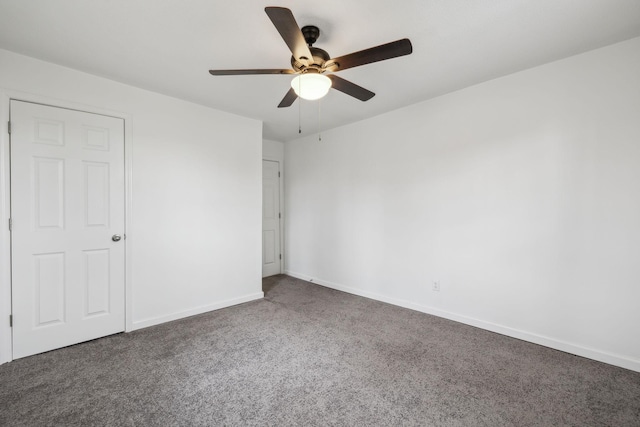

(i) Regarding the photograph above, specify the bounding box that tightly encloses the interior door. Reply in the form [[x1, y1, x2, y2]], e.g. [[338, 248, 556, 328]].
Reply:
[[10, 100, 125, 359], [262, 160, 281, 277]]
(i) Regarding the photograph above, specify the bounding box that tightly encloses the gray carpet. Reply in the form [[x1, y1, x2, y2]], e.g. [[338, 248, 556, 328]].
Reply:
[[1, 275, 639, 426]]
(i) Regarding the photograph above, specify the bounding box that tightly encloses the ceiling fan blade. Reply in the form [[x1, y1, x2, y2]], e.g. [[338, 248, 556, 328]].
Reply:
[[328, 39, 413, 72], [327, 75, 375, 101], [277, 87, 298, 108], [265, 7, 313, 66], [209, 69, 295, 76]]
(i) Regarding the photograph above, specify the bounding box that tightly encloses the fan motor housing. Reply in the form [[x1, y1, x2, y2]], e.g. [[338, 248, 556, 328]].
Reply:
[[291, 47, 330, 72], [290, 25, 336, 72]]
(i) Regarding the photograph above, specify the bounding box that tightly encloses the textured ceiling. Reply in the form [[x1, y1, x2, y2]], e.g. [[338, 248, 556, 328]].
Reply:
[[1, 0, 639, 141]]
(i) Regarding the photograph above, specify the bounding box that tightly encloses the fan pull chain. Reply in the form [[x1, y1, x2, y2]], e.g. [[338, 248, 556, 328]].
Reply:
[[298, 78, 302, 134], [318, 98, 322, 141]]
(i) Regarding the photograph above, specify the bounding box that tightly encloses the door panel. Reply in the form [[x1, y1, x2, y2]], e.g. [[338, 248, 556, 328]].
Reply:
[[262, 160, 281, 277], [83, 249, 111, 317], [84, 161, 110, 226], [263, 230, 276, 264], [33, 157, 65, 229], [10, 100, 125, 359], [33, 252, 65, 326]]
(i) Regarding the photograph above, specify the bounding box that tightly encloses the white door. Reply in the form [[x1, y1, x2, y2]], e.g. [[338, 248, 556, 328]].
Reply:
[[262, 160, 281, 277], [10, 100, 125, 359]]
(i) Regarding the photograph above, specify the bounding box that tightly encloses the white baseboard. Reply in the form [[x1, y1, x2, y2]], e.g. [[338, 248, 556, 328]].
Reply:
[[131, 292, 264, 331], [284, 270, 640, 373]]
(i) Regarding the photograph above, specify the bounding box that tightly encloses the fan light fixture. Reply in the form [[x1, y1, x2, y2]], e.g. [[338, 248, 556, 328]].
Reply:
[[291, 73, 331, 100]]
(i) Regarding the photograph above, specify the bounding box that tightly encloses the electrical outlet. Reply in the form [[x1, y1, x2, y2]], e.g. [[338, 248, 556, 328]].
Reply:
[[432, 281, 440, 292]]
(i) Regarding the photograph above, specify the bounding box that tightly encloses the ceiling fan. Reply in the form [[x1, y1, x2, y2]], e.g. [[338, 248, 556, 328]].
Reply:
[[209, 7, 413, 108]]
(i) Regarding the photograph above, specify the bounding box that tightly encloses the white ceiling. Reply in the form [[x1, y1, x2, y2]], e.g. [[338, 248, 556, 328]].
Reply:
[[1, 0, 639, 142]]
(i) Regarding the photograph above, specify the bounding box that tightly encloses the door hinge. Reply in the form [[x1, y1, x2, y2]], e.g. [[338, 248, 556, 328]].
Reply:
[[278, 171, 280, 178], [279, 212, 281, 219], [7, 121, 11, 135], [9, 315, 12, 327], [279, 254, 282, 260], [8, 218, 11, 231]]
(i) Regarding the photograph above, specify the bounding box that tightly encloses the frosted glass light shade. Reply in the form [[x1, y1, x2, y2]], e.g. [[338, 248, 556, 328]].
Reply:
[[291, 74, 331, 100]]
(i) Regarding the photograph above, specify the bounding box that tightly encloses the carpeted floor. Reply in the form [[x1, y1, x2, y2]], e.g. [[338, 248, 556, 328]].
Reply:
[[1, 275, 639, 426]]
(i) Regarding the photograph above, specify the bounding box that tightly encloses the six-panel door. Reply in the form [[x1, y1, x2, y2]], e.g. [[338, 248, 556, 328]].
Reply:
[[10, 100, 125, 359], [262, 160, 281, 277]]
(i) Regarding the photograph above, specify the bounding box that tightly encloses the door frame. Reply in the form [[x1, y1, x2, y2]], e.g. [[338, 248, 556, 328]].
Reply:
[[0, 89, 134, 364], [262, 154, 284, 276]]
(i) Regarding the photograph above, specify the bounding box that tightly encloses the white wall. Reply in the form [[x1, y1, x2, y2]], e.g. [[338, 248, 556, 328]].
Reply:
[[284, 37, 640, 372], [263, 139, 284, 163], [0, 49, 263, 363]]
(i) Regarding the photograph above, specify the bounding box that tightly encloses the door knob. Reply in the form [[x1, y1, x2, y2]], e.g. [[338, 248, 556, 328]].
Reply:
[[112, 234, 122, 242]]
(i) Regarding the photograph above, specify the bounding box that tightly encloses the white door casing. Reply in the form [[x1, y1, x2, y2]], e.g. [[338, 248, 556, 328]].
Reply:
[[10, 100, 125, 359], [262, 160, 281, 277]]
